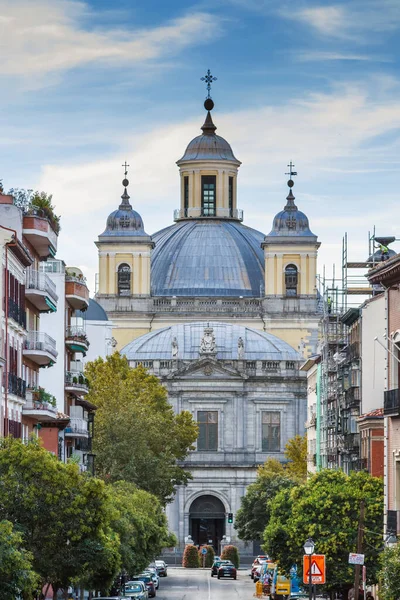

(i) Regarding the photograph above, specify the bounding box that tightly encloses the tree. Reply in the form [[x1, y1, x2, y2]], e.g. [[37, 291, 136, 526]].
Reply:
[[220, 545, 240, 568], [284, 434, 307, 482], [85, 354, 198, 504], [8, 188, 60, 233], [378, 545, 400, 600], [235, 458, 295, 542], [109, 481, 176, 576], [0, 520, 39, 600], [264, 469, 383, 590], [0, 438, 119, 596]]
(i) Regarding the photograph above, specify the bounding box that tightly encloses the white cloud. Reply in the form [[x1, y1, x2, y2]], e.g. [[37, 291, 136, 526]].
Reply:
[[0, 0, 221, 78], [37, 76, 400, 291], [295, 51, 389, 62]]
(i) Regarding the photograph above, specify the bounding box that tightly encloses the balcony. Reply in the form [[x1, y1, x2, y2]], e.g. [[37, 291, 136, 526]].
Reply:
[[24, 332, 58, 366], [65, 276, 89, 310], [65, 370, 89, 395], [344, 433, 360, 451], [345, 386, 361, 409], [23, 389, 57, 422], [64, 417, 89, 438], [25, 270, 58, 313], [65, 327, 89, 356], [7, 373, 26, 399], [22, 212, 58, 259], [173, 207, 244, 221], [8, 298, 26, 329], [385, 389, 400, 416]]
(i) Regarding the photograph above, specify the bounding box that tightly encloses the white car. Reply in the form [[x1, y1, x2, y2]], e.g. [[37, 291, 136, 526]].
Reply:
[[144, 568, 159, 589], [155, 560, 168, 577]]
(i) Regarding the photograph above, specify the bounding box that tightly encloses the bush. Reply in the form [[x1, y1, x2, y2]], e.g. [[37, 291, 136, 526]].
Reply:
[[198, 545, 215, 567], [182, 544, 200, 568], [221, 545, 240, 568]]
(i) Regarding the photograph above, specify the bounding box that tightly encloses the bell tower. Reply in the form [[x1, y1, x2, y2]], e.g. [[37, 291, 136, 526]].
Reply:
[[95, 164, 154, 298], [262, 166, 320, 307]]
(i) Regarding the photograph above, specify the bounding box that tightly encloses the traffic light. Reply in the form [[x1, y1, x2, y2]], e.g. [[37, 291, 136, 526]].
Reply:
[[228, 512, 233, 523]]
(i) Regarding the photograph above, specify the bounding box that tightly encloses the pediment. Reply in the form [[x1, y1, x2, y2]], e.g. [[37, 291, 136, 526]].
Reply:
[[166, 357, 248, 380]]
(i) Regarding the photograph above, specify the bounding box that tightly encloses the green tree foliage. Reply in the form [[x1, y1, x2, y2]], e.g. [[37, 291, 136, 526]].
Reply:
[[85, 354, 198, 504], [0, 520, 39, 600], [109, 481, 176, 576], [264, 469, 383, 590], [378, 545, 400, 600], [220, 545, 240, 568], [182, 545, 200, 568], [198, 545, 215, 567], [0, 438, 118, 595], [8, 188, 60, 233], [284, 434, 307, 482], [235, 459, 296, 542]]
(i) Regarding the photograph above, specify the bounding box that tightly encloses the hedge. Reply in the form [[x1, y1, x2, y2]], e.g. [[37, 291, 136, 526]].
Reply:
[[221, 545, 240, 568], [182, 544, 200, 568]]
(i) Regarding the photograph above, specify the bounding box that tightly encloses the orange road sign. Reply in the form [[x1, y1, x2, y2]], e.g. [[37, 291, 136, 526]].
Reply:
[[303, 554, 326, 585]]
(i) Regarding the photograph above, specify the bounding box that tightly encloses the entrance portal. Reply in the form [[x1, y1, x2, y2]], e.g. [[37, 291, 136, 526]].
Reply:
[[189, 495, 226, 551]]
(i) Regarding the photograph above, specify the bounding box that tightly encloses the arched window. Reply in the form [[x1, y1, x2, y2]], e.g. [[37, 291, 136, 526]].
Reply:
[[118, 263, 131, 296], [285, 264, 298, 296]]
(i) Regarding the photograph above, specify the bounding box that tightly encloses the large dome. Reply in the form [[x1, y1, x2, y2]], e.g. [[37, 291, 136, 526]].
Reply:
[[151, 220, 265, 297], [121, 321, 300, 361]]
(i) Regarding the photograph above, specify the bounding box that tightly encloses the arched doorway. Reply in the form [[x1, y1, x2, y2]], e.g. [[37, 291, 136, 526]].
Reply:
[[189, 495, 226, 550]]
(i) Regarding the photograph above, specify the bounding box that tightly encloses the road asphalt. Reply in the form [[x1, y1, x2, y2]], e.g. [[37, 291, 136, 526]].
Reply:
[[154, 567, 255, 600]]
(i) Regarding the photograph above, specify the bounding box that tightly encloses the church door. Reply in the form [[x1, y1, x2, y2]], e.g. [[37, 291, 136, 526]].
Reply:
[[189, 495, 226, 551]]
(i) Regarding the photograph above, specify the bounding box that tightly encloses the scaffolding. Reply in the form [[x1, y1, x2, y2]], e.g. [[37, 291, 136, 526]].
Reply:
[[317, 228, 397, 471]]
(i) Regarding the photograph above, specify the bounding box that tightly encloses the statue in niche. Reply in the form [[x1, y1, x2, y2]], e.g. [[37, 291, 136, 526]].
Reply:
[[237, 336, 245, 359], [200, 327, 216, 355], [171, 337, 179, 358]]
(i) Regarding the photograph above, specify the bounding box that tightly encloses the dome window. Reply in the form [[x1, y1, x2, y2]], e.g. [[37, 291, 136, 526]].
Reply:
[[118, 263, 131, 296], [201, 175, 216, 216], [285, 264, 298, 297]]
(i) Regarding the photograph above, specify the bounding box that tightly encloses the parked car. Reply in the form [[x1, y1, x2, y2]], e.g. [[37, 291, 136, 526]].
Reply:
[[124, 581, 149, 600], [130, 575, 156, 598], [217, 562, 237, 580], [252, 560, 268, 581], [144, 569, 159, 590], [155, 560, 168, 577], [211, 559, 233, 577]]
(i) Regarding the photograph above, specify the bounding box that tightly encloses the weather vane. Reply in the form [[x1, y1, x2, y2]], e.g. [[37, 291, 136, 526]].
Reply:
[[122, 161, 129, 177], [285, 161, 297, 179], [201, 69, 217, 99]]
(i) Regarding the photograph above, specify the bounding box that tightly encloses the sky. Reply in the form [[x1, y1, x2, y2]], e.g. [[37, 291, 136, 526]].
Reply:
[[1, 0, 400, 295]]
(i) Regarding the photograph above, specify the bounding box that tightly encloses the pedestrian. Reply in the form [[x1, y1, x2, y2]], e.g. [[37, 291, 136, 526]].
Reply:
[[327, 296, 332, 314]]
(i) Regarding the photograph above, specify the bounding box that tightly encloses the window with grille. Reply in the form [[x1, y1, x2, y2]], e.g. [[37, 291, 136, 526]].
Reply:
[[197, 410, 218, 450], [285, 264, 298, 296], [262, 411, 281, 452], [184, 176, 189, 216], [201, 176, 216, 216], [118, 263, 131, 296]]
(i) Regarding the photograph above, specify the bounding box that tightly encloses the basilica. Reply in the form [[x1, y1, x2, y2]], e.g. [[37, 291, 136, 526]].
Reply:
[[95, 93, 321, 556]]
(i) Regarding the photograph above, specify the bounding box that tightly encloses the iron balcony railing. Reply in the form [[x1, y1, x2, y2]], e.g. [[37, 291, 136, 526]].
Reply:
[[24, 332, 58, 360], [64, 417, 89, 436], [384, 389, 400, 416], [65, 326, 89, 346], [65, 370, 89, 392], [173, 207, 244, 221], [7, 373, 26, 399], [8, 298, 26, 328], [26, 270, 58, 303]]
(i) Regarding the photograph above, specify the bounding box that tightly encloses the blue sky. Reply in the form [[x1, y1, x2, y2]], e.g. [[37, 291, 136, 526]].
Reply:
[[1, 0, 400, 293]]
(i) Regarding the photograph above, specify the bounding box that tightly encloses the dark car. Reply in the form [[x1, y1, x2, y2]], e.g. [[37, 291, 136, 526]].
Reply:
[[211, 559, 232, 577], [130, 575, 156, 598], [217, 562, 237, 580]]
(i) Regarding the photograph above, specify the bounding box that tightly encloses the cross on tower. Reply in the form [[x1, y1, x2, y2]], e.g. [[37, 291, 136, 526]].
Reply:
[[201, 69, 217, 99], [285, 161, 298, 179], [122, 161, 130, 177]]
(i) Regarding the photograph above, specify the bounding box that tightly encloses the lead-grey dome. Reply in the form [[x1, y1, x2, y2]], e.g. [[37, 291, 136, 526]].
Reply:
[[177, 111, 240, 165], [100, 188, 149, 238], [151, 220, 265, 297], [77, 298, 108, 321], [268, 188, 316, 238], [121, 321, 300, 361]]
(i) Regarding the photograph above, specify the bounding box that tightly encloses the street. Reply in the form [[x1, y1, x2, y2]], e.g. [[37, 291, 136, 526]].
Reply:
[[153, 568, 253, 600]]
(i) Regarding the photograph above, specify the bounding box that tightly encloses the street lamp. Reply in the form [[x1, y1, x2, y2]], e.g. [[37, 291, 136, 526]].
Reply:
[[304, 538, 315, 600]]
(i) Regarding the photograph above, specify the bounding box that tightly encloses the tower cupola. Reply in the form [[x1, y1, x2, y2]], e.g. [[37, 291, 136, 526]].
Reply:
[[174, 70, 242, 222]]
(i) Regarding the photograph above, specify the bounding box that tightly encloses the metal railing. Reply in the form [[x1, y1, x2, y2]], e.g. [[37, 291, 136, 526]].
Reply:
[[24, 332, 58, 360], [23, 400, 56, 414], [65, 274, 87, 285], [8, 298, 26, 328], [173, 207, 244, 221], [65, 371, 89, 391], [151, 297, 261, 313], [26, 270, 58, 303], [64, 417, 89, 436], [384, 388, 400, 416], [65, 326, 89, 346], [7, 373, 26, 398]]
